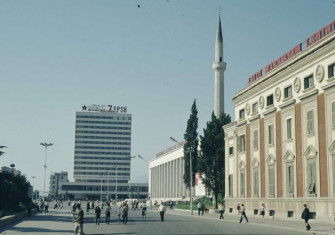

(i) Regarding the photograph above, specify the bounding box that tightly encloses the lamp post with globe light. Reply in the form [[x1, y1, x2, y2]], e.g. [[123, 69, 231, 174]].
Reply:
[[40, 143, 53, 201]]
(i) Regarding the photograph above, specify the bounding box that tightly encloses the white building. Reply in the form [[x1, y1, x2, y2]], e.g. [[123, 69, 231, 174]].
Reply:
[[149, 141, 193, 202], [223, 20, 335, 221], [60, 104, 148, 200], [49, 171, 68, 197]]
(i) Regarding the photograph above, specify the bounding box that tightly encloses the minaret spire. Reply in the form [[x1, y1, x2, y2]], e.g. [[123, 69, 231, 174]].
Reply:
[[213, 15, 226, 117]]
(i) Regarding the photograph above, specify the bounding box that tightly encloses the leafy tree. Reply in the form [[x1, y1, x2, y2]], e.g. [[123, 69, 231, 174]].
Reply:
[[183, 100, 199, 188], [198, 112, 231, 208], [0, 171, 32, 216]]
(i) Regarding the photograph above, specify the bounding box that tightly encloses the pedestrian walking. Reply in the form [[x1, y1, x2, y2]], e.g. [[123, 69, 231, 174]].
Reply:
[[44, 202, 49, 213], [197, 202, 201, 216], [105, 205, 111, 224], [259, 203, 266, 222], [158, 202, 166, 222], [301, 204, 311, 230], [73, 204, 84, 235], [95, 205, 101, 225], [86, 202, 90, 213], [218, 203, 225, 220], [141, 203, 147, 219], [239, 204, 249, 223], [201, 202, 205, 216], [121, 202, 129, 224]]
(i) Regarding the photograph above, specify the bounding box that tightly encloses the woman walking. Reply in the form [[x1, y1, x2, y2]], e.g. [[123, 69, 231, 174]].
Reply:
[[158, 202, 166, 222], [259, 203, 266, 222], [301, 204, 311, 230]]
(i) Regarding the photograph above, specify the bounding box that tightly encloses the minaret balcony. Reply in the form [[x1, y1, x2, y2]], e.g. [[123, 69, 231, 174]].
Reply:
[[212, 61, 226, 70]]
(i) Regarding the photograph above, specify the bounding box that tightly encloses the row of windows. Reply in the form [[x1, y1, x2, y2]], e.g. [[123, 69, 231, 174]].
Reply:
[[75, 151, 131, 155], [237, 102, 335, 153], [76, 179, 128, 183], [235, 157, 318, 198], [74, 161, 130, 166], [74, 166, 130, 171], [74, 156, 131, 161], [239, 63, 335, 120], [75, 141, 130, 145], [76, 125, 131, 130], [76, 120, 131, 125], [62, 185, 147, 192], [75, 146, 131, 151], [74, 171, 130, 176], [75, 130, 130, 135], [76, 136, 131, 140], [77, 115, 131, 120]]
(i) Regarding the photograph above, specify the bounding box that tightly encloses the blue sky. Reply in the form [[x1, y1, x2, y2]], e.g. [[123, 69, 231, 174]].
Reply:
[[0, 0, 334, 191]]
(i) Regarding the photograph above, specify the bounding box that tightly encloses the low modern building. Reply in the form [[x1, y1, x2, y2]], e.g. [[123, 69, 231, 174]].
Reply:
[[149, 141, 205, 202], [223, 20, 335, 221], [49, 171, 68, 197]]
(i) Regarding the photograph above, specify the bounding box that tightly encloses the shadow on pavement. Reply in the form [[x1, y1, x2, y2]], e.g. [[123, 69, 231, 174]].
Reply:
[[6, 227, 73, 233]]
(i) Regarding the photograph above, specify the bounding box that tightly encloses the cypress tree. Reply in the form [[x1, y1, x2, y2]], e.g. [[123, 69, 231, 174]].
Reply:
[[198, 112, 231, 208], [183, 100, 198, 188]]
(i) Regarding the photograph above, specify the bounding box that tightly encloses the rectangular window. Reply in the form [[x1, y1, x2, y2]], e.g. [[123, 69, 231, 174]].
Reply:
[[328, 63, 335, 78], [240, 170, 245, 197], [287, 118, 292, 140], [267, 94, 274, 106], [284, 85, 292, 99], [268, 125, 274, 145], [238, 135, 245, 153], [304, 75, 314, 90], [307, 110, 314, 134], [253, 130, 258, 150], [287, 165, 294, 196], [268, 166, 275, 197], [239, 109, 245, 120], [229, 174, 233, 196], [307, 159, 316, 195], [253, 167, 259, 197], [332, 102, 335, 128], [229, 147, 234, 155], [252, 102, 258, 115]]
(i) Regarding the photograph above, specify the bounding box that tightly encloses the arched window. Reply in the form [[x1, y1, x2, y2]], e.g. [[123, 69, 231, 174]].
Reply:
[[304, 145, 318, 196], [284, 150, 295, 197], [266, 154, 276, 197], [239, 161, 246, 198]]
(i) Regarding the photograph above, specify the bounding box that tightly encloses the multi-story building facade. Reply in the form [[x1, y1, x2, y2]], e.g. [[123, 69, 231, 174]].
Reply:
[[49, 171, 68, 196], [224, 20, 335, 221], [60, 105, 148, 200]]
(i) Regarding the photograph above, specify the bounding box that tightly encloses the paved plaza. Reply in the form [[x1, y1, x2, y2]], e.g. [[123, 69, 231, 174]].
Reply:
[[0, 205, 327, 235]]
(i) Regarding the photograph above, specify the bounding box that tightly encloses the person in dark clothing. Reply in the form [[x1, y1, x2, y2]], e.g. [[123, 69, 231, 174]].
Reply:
[[95, 206, 101, 225], [201, 202, 205, 216], [122, 202, 129, 224], [105, 206, 111, 224], [301, 204, 311, 230], [86, 202, 90, 213]]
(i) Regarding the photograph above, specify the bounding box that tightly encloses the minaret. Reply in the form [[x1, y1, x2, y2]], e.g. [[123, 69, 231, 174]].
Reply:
[[212, 17, 226, 117]]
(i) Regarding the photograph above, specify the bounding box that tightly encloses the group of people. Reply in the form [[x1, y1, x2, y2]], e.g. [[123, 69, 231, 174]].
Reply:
[[235, 203, 312, 231]]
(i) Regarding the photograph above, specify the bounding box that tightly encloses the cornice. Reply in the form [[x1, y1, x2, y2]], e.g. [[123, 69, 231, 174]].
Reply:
[[263, 107, 277, 116], [237, 120, 247, 127], [322, 80, 335, 90], [299, 89, 319, 101], [249, 114, 260, 122], [279, 98, 296, 109], [223, 121, 237, 130], [233, 37, 335, 105]]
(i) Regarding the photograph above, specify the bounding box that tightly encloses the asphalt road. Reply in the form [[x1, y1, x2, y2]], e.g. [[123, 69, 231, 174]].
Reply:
[[0, 207, 310, 235]]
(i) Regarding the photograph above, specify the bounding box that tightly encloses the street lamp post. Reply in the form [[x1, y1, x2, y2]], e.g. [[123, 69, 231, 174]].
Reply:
[[31, 176, 36, 201], [170, 137, 194, 215], [40, 142, 53, 201]]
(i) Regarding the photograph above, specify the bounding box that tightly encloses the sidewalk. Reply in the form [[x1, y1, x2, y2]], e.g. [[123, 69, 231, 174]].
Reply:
[[167, 208, 335, 235]]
